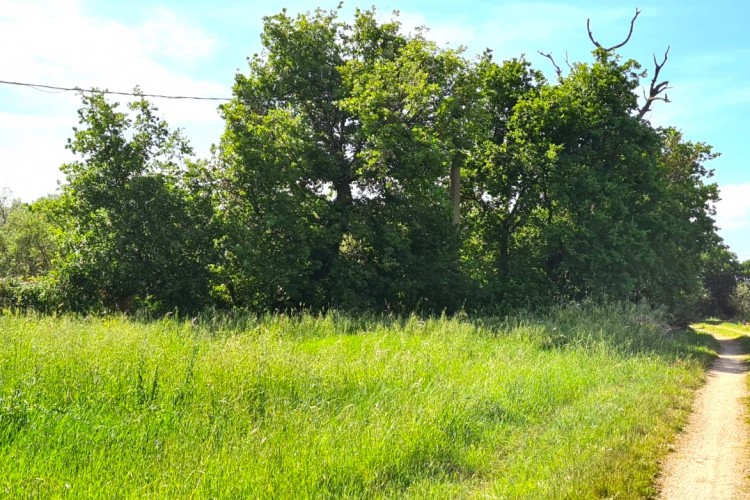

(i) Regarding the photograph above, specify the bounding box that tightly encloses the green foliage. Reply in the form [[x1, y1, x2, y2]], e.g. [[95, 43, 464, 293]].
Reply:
[[736, 260, 750, 321], [10, 8, 727, 318], [459, 46, 720, 311], [50, 91, 214, 313], [215, 7, 464, 312], [0, 187, 21, 226], [0, 305, 713, 497], [0, 276, 61, 312], [731, 282, 750, 321], [460, 55, 551, 305], [699, 244, 742, 318], [741, 259, 750, 279], [0, 200, 57, 279], [0, 193, 63, 313], [531, 54, 662, 299]]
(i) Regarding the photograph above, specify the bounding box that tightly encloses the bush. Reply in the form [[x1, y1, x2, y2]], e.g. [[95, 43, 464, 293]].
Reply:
[[0, 277, 62, 313]]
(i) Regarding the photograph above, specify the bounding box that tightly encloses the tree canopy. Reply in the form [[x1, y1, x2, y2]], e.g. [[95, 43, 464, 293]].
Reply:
[[0, 6, 738, 320]]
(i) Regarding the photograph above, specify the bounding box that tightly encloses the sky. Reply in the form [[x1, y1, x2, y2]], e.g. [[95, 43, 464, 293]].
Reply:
[[1, 0, 748, 260]]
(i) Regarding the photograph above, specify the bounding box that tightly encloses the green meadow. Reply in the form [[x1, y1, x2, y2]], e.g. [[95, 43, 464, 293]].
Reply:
[[692, 320, 750, 341], [0, 303, 716, 498]]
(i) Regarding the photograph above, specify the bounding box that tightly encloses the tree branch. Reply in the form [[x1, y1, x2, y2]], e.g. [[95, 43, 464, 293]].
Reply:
[[587, 8, 641, 51], [538, 51, 563, 80], [637, 46, 671, 120]]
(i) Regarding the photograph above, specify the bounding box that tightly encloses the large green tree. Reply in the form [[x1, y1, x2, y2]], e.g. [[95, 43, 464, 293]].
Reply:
[[215, 7, 467, 311], [459, 28, 720, 311], [53, 91, 213, 312], [640, 129, 720, 317], [528, 49, 664, 299], [459, 54, 553, 305]]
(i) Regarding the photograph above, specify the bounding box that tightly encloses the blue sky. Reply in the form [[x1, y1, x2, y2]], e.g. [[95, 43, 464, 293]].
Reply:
[[1, 0, 748, 260]]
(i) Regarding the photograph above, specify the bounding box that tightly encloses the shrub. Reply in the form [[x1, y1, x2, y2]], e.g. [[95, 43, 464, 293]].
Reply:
[[0, 276, 62, 313]]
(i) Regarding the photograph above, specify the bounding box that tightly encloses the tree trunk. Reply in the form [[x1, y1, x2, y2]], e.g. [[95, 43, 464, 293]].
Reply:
[[497, 221, 510, 279], [450, 165, 460, 225]]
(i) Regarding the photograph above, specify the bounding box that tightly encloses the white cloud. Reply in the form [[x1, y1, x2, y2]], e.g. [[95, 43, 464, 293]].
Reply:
[[0, 0, 221, 91], [0, 0, 227, 201], [0, 110, 73, 200], [396, 11, 478, 48], [139, 7, 216, 63], [715, 183, 750, 231]]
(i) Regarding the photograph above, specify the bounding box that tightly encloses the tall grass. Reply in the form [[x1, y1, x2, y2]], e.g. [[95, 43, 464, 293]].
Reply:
[[0, 303, 715, 498]]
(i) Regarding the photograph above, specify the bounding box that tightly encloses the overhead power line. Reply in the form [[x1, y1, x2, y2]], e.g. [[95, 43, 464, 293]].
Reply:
[[0, 79, 232, 101]]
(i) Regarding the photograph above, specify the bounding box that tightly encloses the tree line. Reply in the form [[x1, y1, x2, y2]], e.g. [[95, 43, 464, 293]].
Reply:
[[1, 7, 748, 321]]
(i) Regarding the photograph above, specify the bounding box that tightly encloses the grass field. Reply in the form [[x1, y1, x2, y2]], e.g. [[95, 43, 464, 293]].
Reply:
[[0, 303, 716, 498], [692, 320, 750, 349]]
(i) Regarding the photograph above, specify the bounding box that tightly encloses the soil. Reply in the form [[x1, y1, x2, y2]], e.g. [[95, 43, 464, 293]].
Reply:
[[657, 334, 750, 499]]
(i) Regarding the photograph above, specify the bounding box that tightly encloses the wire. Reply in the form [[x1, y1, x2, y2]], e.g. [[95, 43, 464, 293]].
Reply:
[[28, 85, 68, 94], [0, 79, 232, 101]]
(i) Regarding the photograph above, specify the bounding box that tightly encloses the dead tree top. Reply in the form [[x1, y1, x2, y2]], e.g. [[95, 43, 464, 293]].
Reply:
[[586, 7, 671, 119], [638, 46, 671, 119], [587, 8, 641, 52]]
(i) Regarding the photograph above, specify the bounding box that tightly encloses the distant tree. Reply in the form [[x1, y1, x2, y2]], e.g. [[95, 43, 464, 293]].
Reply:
[[0, 187, 21, 226], [641, 129, 720, 319], [699, 244, 741, 318], [741, 259, 750, 281], [0, 201, 57, 278], [732, 282, 750, 321]]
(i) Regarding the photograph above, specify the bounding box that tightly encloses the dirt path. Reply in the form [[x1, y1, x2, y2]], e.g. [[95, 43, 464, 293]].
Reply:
[[658, 334, 750, 499]]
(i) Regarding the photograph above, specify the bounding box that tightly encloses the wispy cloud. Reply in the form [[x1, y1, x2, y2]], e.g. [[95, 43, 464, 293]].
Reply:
[[647, 46, 750, 132], [0, 0, 227, 201], [139, 7, 217, 64], [0, 111, 75, 201], [0, 0, 222, 92]]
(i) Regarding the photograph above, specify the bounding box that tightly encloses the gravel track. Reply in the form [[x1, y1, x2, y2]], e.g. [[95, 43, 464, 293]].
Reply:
[[658, 334, 750, 499]]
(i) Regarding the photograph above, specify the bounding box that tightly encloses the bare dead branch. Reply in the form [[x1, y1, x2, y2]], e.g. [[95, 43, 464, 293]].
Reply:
[[587, 8, 641, 51], [637, 46, 671, 119], [538, 51, 563, 80]]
